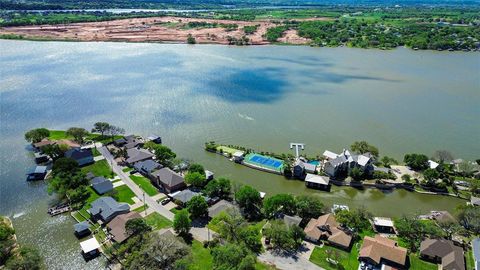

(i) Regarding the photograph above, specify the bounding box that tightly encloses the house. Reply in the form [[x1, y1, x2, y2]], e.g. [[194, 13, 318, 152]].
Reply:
[[133, 160, 162, 177], [205, 170, 214, 181], [126, 148, 154, 165], [106, 212, 142, 243], [304, 213, 352, 250], [293, 158, 317, 179], [73, 221, 91, 238], [147, 135, 162, 144], [359, 235, 407, 269], [322, 150, 338, 160], [420, 238, 465, 270], [324, 149, 374, 179], [472, 238, 480, 270], [152, 168, 186, 193], [88, 197, 130, 223], [232, 151, 245, 163], [32, 139, 55, 150], [305, 174, 331, 191], [372, 217, 396, 234], [80, 237, 101, 260], [170, 189, 201, 205], [26, 166, 47, 181], [91, 177, 113, 195], [208, 200, 239, 219], [65, 148, 94, 167], [114, 135, 144, 149], [471, 196, 480, 207]]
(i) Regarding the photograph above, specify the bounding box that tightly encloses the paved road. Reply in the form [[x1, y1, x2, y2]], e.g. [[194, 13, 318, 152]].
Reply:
[[258, 250, 324, 270], [98, 146, 215, 242]]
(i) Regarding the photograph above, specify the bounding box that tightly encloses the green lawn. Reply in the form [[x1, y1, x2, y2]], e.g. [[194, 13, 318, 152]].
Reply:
[[92, 148, 101, 157], [130, 175, 159, 196], [216, 145, 239, 155], [47, 129, 122, 144], [466, 249, 475, 270], [122, 167, 133, 172], [145, 212, 172, 230], [81, 159, 115, 178], [114, 185, 135, 204], [188, 240, 214, 270], [409, 254, 437, 270], [133, 205, 149, 213], [48, 130, 73, 140], [310, 243, 360, 270]]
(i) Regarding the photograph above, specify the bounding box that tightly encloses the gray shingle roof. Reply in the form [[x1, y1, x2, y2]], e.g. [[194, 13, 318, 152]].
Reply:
[[152, 168, 185, 188], [171, 190, 200, 204], [126, 148, 154, 164], [133, 160, 162, 174], [92, 179, 114, 195], [89, 197, 130, 222], [208, 200, 238, 218], [74, 221, 91, 233]]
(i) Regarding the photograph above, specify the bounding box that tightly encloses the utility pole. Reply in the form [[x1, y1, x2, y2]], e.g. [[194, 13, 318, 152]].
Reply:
[[143, 192, 147, 216], [290, 143, 305, 158]]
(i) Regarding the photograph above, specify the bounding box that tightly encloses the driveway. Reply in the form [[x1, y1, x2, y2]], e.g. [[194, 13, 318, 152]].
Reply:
[[258, 250, 324, 270]]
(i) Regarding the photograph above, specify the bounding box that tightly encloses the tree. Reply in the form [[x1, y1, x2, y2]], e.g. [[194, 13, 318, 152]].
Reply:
[[350, 141, 379, 158], [404, 153, 429, 171], [173, 209, 191, 236], [235, 185, 262, 220], [349, 167, 366, 181], [203, 177, 231, 199], [188, 163, 204, 175], [423, 168, 440, 182], [185, 172, 206, 188], [380, 156, 398, 168], [152, 145, 176, 166], [66, 127, 88, 144], [186, 195, 208, 219], [107, 125, 125, 142], [127, 232, 190, 270], [40, 144, 65, 160], [91, 122, 111, 137], [296, 195, 324, 221], [187, 34, 196, 44], [395, 216, 444, 251], [433, 150, 454, 163], [457, 205, 480, 235], [263, 220, 301, 252], [335, 207, 372, 233], [458, 160, 475, 178], [48, 171, 89, 204], [6, 246, 45, 270], [24, 128, 49, 143], [66, 186, 90, 205], [238, 225, 262, 253], [437, 220, 460, 239], [52, 157, 79, 176], [212, 243, 255, 270], [126, 218, 151, 236], [263, 194, 296, 218]]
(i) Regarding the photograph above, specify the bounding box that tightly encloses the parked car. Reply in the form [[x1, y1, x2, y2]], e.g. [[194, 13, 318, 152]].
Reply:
[[161, 198, 171, 205]]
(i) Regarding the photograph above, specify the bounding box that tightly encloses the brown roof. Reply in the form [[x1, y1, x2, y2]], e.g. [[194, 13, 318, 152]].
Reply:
[[304, 214, 352, 248], [420, 239, 465, 270], [106, 212, 142, 243], [359, 235, 407, 267], [33, 139, 55, 148], [56, 139, 81, 148]]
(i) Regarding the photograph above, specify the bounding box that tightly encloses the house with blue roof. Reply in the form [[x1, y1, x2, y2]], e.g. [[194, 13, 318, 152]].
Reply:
[[65, 148, 94, 167], [133, 159, 162, 177], [26, 165, 47, 181], [88, 197, 130, 223], [91, 176, 114, 195]]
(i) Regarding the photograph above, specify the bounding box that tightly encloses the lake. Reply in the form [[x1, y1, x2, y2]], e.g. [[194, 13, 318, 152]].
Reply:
[[0, 40, 478, 269]]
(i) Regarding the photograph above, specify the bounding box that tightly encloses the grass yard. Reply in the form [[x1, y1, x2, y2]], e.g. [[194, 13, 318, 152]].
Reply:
[[187, 240, 214, 270], [92, 147, 101, 157], [133, 205, 149, 213], [216, 145, 239, 155], [409, 254, 437, 270], [130, 175, 159, 196], [145, 212, 172, 230], [310, 243, 360, 270], [466, 249, 475, 270], [122, 167, 133, 172], [48, 130, 73, 140], [114, 185, 135, 204], [81, 159, 115, 178]]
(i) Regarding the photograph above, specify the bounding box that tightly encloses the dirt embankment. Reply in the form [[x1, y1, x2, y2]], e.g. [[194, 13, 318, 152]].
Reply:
[[0, 16, 331, 45]]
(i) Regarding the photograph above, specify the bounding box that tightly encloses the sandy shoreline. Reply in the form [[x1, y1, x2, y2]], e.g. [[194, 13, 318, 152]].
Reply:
[[0, 16, 332, 45]]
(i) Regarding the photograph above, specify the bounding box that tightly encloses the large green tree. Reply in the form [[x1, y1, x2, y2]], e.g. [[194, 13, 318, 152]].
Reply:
[[126, 218, 151, 237], [186, 195, 208, 219], [212, 243, 256, 270], [152, 145, 176, 166], [173, 209, 191, 236], [185, 172, 206, 188], [295, 195, 324, 221], [24, 128, 50, 143], [404, 153, 429, 171], [188, 163, 205, 175], [350, 141, 379, 158], [263, 220, 304, 252], [335, 207, 372, 233], [203, 177, 231, 199], [263, 193, 296, 218], [395, 216, 444, 251], [235, 185, 262, 220], [91, 122, 111, 137], [66, 127, 89, 144]]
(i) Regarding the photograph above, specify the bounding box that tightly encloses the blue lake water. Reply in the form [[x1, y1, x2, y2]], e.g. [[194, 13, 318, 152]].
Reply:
[[0, 40, 478, 269]]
